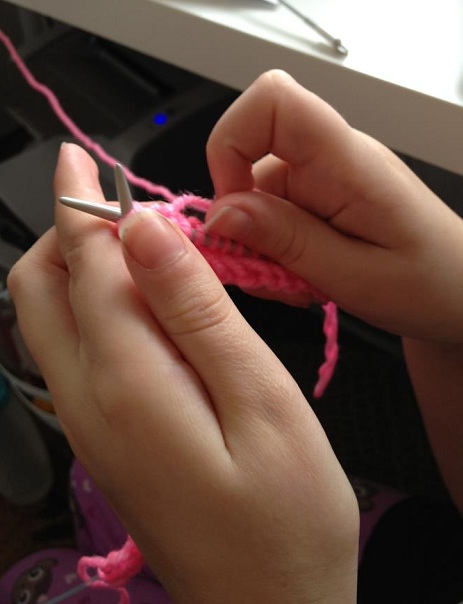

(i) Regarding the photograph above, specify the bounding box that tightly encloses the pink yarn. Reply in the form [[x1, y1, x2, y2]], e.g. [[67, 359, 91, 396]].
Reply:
[[78, 536, 144, 604], [313, 301, 339, 398], [133, 198, 328, 298], [1, 27, 341, 603], [0, 28, 175, 202]]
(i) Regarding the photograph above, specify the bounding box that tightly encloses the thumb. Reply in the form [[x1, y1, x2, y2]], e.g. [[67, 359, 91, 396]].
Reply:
[[118, 208, 290, 425]]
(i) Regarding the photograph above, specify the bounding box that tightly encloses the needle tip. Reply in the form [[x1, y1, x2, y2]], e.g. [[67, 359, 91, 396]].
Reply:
[[334, 40, 348, 55], [58, 196, 122, 222], [114, 164, 134, 216], [59, 196, 80, 209]]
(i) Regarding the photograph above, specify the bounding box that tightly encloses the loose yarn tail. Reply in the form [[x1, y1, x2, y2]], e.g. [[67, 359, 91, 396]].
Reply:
[[313, 302, 339, 398], [78, 536, 144, 604]]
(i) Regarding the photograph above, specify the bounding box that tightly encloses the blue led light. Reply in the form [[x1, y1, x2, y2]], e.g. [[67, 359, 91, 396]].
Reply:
[[153, 112, 168, 126]]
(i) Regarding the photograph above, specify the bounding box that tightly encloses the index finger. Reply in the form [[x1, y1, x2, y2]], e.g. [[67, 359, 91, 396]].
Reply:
[[206, 70, 349, 200], [53, 144, 182, 369]]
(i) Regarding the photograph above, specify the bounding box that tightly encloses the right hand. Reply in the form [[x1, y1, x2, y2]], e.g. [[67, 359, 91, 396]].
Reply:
[[205, 70, 463, 343]]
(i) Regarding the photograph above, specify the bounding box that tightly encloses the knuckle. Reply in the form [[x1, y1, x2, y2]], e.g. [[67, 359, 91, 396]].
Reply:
[[7, 257, 41, 302], [258, 69, 293, 91], [63, 233, 94, 276], [84, 358, 143, 429], [63, 244, 82, 275], [271, 222, 308, 269], [162, 281, 234, 338], [6, 262, 23, 298]]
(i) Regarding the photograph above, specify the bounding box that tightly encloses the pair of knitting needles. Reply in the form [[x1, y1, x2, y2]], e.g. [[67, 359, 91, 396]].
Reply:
[[263, 0, 348, 55], [60, 163, 133, 222]]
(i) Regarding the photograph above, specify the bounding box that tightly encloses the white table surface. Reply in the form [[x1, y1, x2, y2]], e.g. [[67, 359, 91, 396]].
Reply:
[[4, 0, 463, 175]]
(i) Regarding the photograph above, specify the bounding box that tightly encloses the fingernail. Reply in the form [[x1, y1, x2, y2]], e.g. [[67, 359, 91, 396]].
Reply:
[[204, 206, 252, 240], [119, 210, 186, 269]]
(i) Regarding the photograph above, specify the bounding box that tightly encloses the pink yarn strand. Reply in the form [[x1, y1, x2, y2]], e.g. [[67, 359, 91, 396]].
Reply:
[[313, 302, 339, 398], [78, 536, 144, 603], [0, 28, 175, 202]]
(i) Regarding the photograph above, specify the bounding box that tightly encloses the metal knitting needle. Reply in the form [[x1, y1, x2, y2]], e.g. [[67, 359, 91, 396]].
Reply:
[[114, 163, 134, 216], [279, 0, 348, 55], [59, 162, 134, 221], [45, 576, 100, 604], [59, 197, 122, 222]]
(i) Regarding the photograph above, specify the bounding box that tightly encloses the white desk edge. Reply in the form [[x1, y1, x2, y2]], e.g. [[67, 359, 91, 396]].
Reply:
[[3, 0, 463, 177]]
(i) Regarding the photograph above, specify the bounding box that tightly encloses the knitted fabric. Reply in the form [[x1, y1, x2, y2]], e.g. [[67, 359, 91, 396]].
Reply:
[[1, 27, 340, 602], [135, 197, 327, 297]]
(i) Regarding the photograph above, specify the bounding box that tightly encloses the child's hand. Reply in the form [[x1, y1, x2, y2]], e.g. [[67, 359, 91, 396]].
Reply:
[[206, 70, 463, 343], [7, 143, 358, 604]]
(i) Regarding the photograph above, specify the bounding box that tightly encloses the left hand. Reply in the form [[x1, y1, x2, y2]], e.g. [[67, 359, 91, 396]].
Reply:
[[205, 71, 463, 343], [7, 143, 359, 604]]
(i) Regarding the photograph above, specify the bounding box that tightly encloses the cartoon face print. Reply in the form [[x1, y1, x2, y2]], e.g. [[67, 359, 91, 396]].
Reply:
[[11, 557, 57, 604]]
